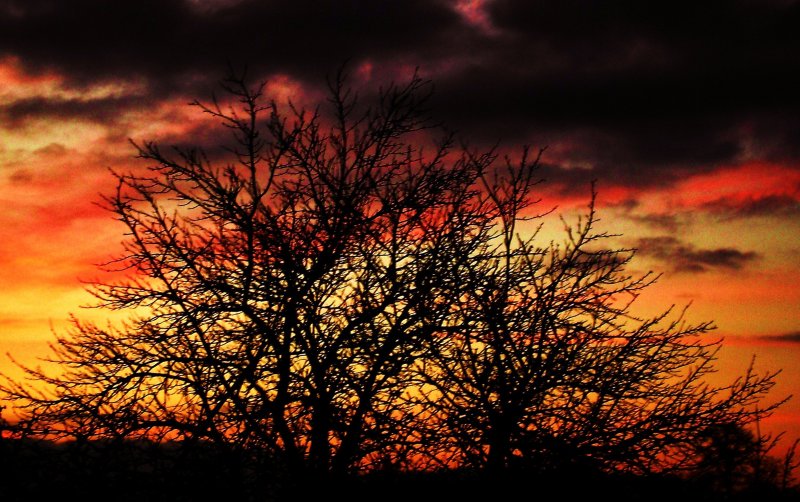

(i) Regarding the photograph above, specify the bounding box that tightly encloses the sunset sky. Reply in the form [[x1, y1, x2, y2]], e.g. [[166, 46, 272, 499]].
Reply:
[[1, 0, 798, 444]]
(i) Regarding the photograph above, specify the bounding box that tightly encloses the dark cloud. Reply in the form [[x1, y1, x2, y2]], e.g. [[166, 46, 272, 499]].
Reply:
[[8, 168, 33, 184], [702, 194, 800, 220], [634, 236, 759, 273], [1, 0, 798, 191], [628, 214, 680, 233], [748, 112, 800, 163], [755, 332, 800, 343], [429, 0, 800, 187], [0, 94, 147, 126], [524, 121, 743, 193], [609, 200, 681, 231], [465, 0, 798, 190], [0, 0, 466, 140], [0, 0, 462, 88]]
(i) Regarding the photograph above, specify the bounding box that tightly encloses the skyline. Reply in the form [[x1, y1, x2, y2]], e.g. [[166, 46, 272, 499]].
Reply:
[[1, 0, 798, 443]]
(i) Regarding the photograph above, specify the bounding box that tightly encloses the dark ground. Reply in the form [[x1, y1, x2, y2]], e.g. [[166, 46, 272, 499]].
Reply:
[[1, 439, 798, 502]]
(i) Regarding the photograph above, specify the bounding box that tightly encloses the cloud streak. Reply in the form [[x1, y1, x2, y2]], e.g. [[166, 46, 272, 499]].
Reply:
[[634, 236, 760, 274], [703, 194, 800, 220], [753, 332, 800, 344]]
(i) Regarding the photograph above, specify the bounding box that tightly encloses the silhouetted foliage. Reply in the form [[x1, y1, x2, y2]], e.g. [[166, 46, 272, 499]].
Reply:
[[691, 420, 800, 498], [0, 67, 792, 494]]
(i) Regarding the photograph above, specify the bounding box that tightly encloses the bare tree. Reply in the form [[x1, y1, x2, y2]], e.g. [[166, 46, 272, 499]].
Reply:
[[0, 68, 786, 486], [409, 170, 783, 474], [1, 68, 503, 480]]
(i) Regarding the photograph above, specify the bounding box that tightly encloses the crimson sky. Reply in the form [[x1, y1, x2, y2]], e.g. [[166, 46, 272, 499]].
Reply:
[[1, 0, 799, 443]]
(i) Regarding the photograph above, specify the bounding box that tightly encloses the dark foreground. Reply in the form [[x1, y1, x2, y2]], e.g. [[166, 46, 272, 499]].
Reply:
[[1, 439, 798, 502]]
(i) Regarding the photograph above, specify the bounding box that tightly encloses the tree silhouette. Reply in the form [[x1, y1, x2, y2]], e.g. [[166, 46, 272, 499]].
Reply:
[[691, 420, 800, 498], [0, 68, 787, 487], [410, 193, 781, 474]]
